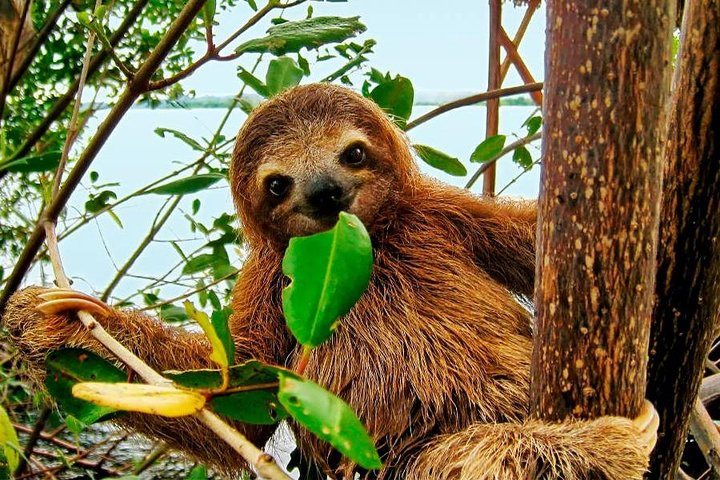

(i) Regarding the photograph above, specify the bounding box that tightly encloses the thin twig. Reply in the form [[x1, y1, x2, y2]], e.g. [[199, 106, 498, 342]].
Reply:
[[465, 131, 542, 190], [405, 82, 543, 131], [689, 399, 720, 475], [0, 0, 32, 124], [13, 406, 52, 476], [140, 267, 240, 311]]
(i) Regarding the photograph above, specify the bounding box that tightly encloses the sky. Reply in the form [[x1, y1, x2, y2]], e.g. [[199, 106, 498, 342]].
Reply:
[[183, 0, 547, 96]]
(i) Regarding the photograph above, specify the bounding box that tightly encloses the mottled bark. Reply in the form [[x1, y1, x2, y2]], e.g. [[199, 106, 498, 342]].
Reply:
[[0, 0, 34, 94], [531, 0, 673, 421], [646, 1, 720, 478]]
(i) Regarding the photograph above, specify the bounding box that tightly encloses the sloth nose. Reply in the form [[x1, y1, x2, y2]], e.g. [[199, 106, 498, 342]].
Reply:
[[306, 176, 349, 218]]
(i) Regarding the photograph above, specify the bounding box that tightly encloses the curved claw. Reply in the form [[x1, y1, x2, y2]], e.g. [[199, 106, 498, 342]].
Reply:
[[633, 399, 660, 455], [36, 289, 113, 318]]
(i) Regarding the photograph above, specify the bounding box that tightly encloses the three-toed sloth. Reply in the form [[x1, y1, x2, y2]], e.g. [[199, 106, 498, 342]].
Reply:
[[4, 84, 656, 479]]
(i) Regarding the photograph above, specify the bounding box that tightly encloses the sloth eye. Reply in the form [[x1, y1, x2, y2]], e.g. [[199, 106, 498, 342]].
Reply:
[[266, 176, 291, 198], [341, 144, 366, 167]]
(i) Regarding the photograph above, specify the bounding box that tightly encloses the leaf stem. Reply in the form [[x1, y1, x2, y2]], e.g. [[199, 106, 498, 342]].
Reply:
[[295, 346, 312, 376]]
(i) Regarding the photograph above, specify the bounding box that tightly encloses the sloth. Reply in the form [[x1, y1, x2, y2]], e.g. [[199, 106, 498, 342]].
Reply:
[[3, 83, 657, 479]]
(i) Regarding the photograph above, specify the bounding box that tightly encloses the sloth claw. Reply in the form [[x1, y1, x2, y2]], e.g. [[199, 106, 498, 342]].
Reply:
[[633, 400, 660, 455], [36, 289, 113, 317]]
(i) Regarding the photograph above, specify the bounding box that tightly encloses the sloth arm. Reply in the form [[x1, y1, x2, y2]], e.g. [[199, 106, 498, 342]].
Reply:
[[1, 251, 291, 472], [406, 412, 656, 480], [441, 186, 537, 297]]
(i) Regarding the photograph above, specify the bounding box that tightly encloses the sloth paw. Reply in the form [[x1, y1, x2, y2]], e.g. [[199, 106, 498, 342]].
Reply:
[[36, 288, 113, 318]]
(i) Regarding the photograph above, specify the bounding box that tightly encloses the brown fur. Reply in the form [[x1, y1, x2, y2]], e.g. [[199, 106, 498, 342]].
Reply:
[[3, 84, 648, 479]]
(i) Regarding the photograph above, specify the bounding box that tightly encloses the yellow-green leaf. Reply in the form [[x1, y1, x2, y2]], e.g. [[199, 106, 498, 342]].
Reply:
[[72, 383, 205, 417], [0, 405, 20, 472], [184, 301, 230, 368]]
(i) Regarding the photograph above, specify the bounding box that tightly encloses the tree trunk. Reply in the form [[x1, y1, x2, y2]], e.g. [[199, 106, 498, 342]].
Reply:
[[645, 1, 720, 478], [0, 0, 34, 95], [531, 0, 673, 421]]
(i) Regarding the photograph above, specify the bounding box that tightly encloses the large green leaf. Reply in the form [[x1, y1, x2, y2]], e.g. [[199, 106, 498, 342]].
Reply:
[[143, 174, 225, 196], [266, 57, 304, 97], [0, 150, 61, 173], [413, 145, 467, 176], [278, 374, 381, 470], [282, 212, 372, 348], [0, 405, 20, 473], [165, 360, 298, 390], [368, 76, 414, 128], [234, 16, 366, 56], [45, 348, 127, 424], [470, 135, 506, 163], [211, 390, 288, 425]]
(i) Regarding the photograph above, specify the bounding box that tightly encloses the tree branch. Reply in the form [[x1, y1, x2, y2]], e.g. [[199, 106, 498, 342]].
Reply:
[[404, 82, 543, 131]]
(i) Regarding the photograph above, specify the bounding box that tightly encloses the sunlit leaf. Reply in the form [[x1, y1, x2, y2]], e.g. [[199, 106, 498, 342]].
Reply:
[[0, 150, 61, 173], [212, 390, 288, 425], [45, 348, 127, 424], [525, 116, 542, 136], [470, 134, 506, 163], [184, 302, 232, 368], [182, 253, 221, 275], [282, 212, 372, 348], [72, 383, 205, 417], [368, 75, 413, 128], [234, 16, 366, 56], [237, 67, 268, 97], [143, 174, 225, 195], [512, 145, 533, 168], [154, 128, 205, 151], [278, 374, 381, 469], [413, 145, 467, 176], [0, 405, 20, 472], [186, 464, 207, 480], [266, 57, 304, 97]]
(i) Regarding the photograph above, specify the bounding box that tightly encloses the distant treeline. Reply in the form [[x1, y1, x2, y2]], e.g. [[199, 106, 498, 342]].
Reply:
[[133, 92, 536, 110]]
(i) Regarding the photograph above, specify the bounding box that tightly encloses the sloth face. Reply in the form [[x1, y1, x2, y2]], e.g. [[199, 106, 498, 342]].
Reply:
[[249, 124, 393, 241], [231, 84, 414, 247]]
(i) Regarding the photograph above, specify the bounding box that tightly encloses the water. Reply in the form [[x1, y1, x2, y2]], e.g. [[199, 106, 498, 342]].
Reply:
[[54, 103, 540, 302]]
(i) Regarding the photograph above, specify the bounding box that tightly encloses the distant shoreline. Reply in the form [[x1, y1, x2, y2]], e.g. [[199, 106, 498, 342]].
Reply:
[[128, 92, 536, 110]]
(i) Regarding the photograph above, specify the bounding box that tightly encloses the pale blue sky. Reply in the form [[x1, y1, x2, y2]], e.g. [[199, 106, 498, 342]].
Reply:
[[184, 0, 547, 96]]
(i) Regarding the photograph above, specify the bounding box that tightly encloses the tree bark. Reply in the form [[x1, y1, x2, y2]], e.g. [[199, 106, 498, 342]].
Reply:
[[645, 1, 720, 478], [531, 0, 673, 421]]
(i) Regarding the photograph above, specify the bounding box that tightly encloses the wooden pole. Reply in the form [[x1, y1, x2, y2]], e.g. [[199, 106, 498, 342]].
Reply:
[[645, 1, 720, 477], [482, 0, 501, 196], [531, 0, 673, 420]]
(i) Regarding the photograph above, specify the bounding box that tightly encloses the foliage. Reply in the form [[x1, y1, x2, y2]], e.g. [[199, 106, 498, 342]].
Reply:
[[0, 0, 544, 477]]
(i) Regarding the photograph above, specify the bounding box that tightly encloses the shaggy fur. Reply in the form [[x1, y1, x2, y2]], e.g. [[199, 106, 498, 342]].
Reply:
[[3, 84, 649, 479]]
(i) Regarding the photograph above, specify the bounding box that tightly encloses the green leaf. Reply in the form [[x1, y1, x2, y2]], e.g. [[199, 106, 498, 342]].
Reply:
[[245, 0, 257, 11], [165, 360, 298, 390], [0, 150, 61, 173], [234, 16, 366, 56], [413, 145, 467, 176], [202, 0, 216, 31], [265, 57, 304, 97], [159, 304, 189, 322], [143, 174, 225, 196], [282, 212, 372, 348], [0, 405, 20, 472], [65, 415, 87, 435], [182, 253, 221, 275], [85, 190, 117, 213], [368, 76, 413, 128], [45, 348, 127, 424], [278, 374, 381, 470], [512, 145, 533, 169], [186, 465, 207, 480], [154, 128, 205, 151], [212, 390, 288, 425], [211, 308, 235, 366], [237, 67, 268, 98], [525, 116, 542, 136], [470, 135, 507, 163], [192, 198, 201, 215], [184, 302, 231, 368]]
